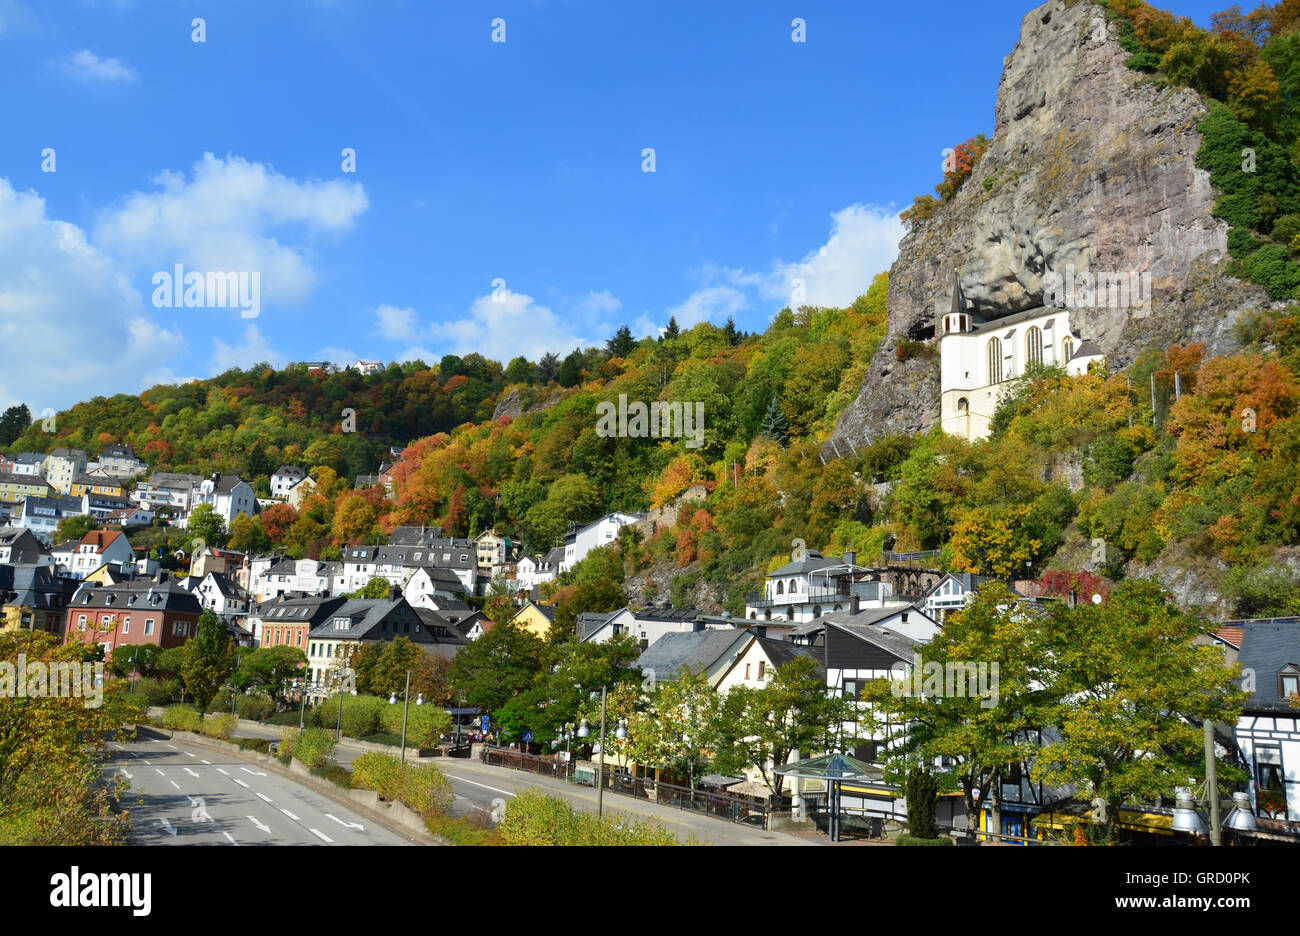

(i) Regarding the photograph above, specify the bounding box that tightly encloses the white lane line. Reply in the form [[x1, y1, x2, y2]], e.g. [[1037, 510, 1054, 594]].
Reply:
[[309, 828, 334, 843], [183, 767, 200, 778], [233, 778, 250, 788], [240, 767, 267, 776], [445, 775, 516, 797], [280, 808, 301, 821], [325, 813, 363, 831], [247, 816, 271, 834], [118, 767, 132, 779], [200, 759, 211, 765], [158, 819, 177, 836], [215, 768, 229, 776], [142, 760, 151, 766], [222, 831, 238, 845], [184, 752, 196, 758], [166, 744, 177, 749], [154, 768, 166, 776], [256, 792, 272, 803], [169, 780, 180, 789]]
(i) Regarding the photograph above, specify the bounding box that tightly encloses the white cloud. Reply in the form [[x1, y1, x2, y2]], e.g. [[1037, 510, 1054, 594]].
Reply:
[[0, 1, 36, 35], [95, 153, 368, 307], [666, 285, 749, 328], [210, 324, 284, 374], [55, 49, 138, 84], [375, 304, 417, 342], [0, 178, 183, 411], [571, 289, 621, 324], [431, 289, 593, 362], [394, 346, 439, 365], [761, 204, 902, 308]]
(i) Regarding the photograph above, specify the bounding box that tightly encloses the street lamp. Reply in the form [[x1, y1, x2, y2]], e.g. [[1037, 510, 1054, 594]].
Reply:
[[388, 670, 413, 765], [1224, 792, 1257, 834], [577, 686, 627, 820]]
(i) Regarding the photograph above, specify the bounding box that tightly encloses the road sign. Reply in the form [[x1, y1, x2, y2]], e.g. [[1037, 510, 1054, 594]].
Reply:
[[522, 730, 534, 744], [481, 715, 489, 732]]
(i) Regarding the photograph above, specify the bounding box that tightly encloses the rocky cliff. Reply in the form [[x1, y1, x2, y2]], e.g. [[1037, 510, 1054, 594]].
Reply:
[[827, 0, 1268, 451]]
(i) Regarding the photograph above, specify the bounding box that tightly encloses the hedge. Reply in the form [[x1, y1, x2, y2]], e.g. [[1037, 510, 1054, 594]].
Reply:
[[896, 834, 954, 846], [279, 727, 337, 768], [200, 713, 238, 739], [161, 704, 201, 732], [497, 790, 683, 846], [350, 752, 454, 818]]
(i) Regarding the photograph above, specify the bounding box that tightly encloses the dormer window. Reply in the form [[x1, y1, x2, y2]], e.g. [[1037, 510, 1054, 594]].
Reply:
[[1280, 666, 1300, 701]]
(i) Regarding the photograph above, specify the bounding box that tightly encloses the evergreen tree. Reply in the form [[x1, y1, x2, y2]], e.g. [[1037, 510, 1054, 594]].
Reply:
[[662, 316, 680, 341], [534, 352, 561, 385], [722, 316, 740, 346], [606, 325, 637, 358], [758, 396, 789, 445], [557, 348, 585, 387], [904, 767, 940, 839], [0, 404, 31, 446]]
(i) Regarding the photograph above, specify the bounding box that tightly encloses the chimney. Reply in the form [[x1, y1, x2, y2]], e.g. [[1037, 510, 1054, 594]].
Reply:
[[844, 551, 857, 567]]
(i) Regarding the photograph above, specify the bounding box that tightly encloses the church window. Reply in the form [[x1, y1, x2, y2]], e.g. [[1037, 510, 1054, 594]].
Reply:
[[1062, 334, 1074, 363], [987, 338, 1002, 384], [1027, 326, 1043, 368]]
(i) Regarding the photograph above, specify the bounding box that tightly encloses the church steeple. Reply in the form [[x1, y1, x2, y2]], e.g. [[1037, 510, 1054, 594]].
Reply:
[[950, 272, 967, 318]]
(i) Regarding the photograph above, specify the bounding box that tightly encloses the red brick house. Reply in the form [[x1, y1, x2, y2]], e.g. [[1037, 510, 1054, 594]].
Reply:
[[63, 572, 203, 660]]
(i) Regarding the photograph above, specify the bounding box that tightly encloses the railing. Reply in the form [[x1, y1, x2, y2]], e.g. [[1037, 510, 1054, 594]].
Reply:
[[883, 550, 941, 562], [479, 746, 771, 827], [744, 587, 854, 608]]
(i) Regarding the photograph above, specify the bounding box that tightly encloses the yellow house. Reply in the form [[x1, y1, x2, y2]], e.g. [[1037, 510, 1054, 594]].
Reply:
[[0, 473, 52, 505], [69, 474, 128, 498], [506, 601, 556, 638]]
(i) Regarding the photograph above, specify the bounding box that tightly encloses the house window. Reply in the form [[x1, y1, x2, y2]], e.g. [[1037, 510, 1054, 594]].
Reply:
[[776, 581, 784, 596], [758, 660, 766, 679], [122, 617, 130, 634], [744, 664, 751, 679], [957, 397, 969, 412], [1026, 326, 1043, 368], [844, 680, 858, 698], [78, 615, 87, 631], [987, 337, 1003, 384], [145, 619, 155, 635], [173, 621, 189, 637], [1281, 671, 1299, 701]]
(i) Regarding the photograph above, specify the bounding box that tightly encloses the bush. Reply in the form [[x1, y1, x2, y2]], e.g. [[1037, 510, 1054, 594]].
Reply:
[[131, 677, 177, 707], [310, 763, 352, 789], [311, 693, 386, 739], [352, 752, 406, 801], [236, 694, 275, 721], [379, 702, 452, 748], [237, 738, 271, 754], [200, 713, 238, 740], [161, 704, 201, 732], [896, 833, 954, 846], [497, 790, 682, 845], [350, 752, 455, 817], [290, 728, 337, 768]]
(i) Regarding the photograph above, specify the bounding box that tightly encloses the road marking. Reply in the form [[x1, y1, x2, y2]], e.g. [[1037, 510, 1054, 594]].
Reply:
[[215, 768, 230, 776], [256, 792, 272, 803], [240, 767, 267, 776], [309, 828, 334, 843], [142, 760, 151, 766], [200, 759, 211, 765], [167, 744, 177, 749], [154, 768, 165, 776], [280, 808, 301, 821], [222, 831, 238, 845], [158, 819, 177, 836], [445, 775, 516, 797], [184, 752, 196, 758], [325, 813, 363, 831], [233, 778, 250, 788], [118, 767, 132, 780], [169, 780, 180, 789], [184, 767, 200, 778], [247, 816, 271, 834]]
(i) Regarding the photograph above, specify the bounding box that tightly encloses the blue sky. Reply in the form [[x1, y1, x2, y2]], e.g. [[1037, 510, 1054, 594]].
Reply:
[[0, 0, 1230, 410]]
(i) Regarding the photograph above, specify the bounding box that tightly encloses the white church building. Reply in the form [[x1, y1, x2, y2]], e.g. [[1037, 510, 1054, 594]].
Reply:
[[938, 278, 1103, 441]]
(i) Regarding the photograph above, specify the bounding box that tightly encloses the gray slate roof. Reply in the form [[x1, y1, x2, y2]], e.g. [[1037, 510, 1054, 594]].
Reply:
[[1238, 619, 1300, 712], [635, 629, 748, 681]]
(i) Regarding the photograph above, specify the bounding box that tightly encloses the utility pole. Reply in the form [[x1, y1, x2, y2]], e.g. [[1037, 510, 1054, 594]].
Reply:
[[399, 669, 411, 765], [597, 684, 607, 820], [1205, 720, 1222, 846]]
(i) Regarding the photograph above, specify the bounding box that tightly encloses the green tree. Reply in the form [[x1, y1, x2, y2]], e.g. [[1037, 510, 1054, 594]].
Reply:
[[558, 348, 586, 388], [662, 316, 680, 341], [230, 645, 307, 708], [53, 513, 98, 545], [606, 325, 638, 358], [713, 656, 857, 797], [185, 503, 226, 551], [0, 404, 31, 446], [447, 620, 545, 714], [180, 610, 237, 715], [347, 576, 393, 599], [623, 668, 720, 791]]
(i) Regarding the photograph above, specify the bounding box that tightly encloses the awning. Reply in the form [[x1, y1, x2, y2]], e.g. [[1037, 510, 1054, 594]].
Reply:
[[774, 752, 883, 783]]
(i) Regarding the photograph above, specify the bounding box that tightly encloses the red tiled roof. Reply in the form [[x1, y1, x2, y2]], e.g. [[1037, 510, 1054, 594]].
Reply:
[[1216, 625, 1244, 648], [79, 529, 124, 551]]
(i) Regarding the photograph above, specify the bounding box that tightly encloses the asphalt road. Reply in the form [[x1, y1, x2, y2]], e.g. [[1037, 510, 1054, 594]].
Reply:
[[104, 734, 412, 846]]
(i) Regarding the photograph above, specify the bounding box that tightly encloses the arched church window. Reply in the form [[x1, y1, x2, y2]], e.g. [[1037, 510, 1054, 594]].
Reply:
[[1027, 326, 1043, 368], [1062, 334, 1074, 363], [987, 337, 1002, 384]]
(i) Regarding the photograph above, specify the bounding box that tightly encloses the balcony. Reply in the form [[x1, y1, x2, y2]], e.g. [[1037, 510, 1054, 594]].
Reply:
[[745, 587, 854, 609]]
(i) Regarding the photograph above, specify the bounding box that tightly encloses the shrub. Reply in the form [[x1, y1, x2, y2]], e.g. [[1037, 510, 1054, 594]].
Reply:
[[291, 728, 337, 768], [237, 737, 271, 754], [402, 763, 455, 817], [131, 677, 177, 707], [161, 704, 201, 732], [896, 833, 954, 846], [379, 702, 452, 748], [904, 767, 939, 839], [351, 752, 406, 801], [497, 790, 682, 845], [310, 763, 352, 789], [200, 713, 237, 739], [311, 693, 386, 739], [236, 694, 275, 721]]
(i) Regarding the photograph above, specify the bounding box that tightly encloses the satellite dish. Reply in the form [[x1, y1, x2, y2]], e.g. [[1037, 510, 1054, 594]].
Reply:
[[1091, 594, 1103, 605]]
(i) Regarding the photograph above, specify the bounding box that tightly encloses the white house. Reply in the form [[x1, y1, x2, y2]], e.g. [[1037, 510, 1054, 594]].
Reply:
[[10, 453, 45, 477], [560, 512, 642, 573], [89, 443, 148, 479], [14, 494, 85, 543], [42, 448, 87, 494], [185, 475, 256, 528], [270, 466, 308, 499], [744, 549, 909, 625], [937, 279, 1104, 442], [403, 565, 468, 609], [62, 530, 135, 580], [516, 547, 564, 593], [350, 359, 384, 375], [191, 571, 250, 617], [1233, 619, 1300, 822]]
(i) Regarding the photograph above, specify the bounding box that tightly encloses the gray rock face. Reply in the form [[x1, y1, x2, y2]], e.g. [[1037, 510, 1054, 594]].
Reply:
[[827, 0, 1264, 453]]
